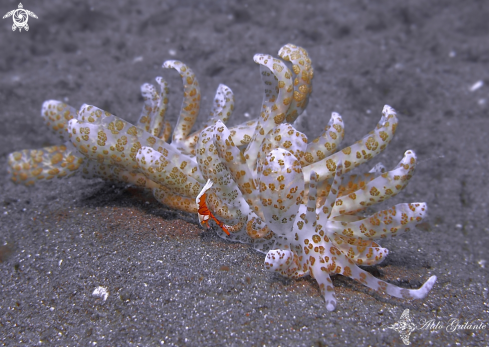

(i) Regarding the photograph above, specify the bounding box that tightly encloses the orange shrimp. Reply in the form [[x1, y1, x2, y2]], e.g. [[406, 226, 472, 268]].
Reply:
[[196, 179, 230, 236]]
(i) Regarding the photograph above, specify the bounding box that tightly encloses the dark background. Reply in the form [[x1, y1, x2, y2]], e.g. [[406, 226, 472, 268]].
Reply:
[[1, 0, 488, 345]]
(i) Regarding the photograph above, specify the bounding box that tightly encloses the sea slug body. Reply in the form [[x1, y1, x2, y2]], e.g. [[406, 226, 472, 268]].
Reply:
[[7, 44, 436, 311]]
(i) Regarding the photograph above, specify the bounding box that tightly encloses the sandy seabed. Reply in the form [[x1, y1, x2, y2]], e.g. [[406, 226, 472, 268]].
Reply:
[[1, 1, 488, 346]]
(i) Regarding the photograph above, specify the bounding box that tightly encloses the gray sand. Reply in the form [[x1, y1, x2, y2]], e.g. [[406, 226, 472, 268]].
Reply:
[[1, 1, 488, 346]]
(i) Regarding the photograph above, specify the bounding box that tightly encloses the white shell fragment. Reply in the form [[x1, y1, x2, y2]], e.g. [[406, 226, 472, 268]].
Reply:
[[92, 286, 109, 301]]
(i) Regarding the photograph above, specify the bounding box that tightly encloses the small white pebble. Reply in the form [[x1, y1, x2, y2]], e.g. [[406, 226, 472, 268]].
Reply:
[[244, 112, 250, 118], [92, 286, 109, 301], [449, 50, 456, 58], [455, 224, 462, 228], [469, 80, 484, 92], [58, 259, 63, 266], [132, 56, 143, 63], [478, 260, 486, 268], [168, 49, 176, 56]]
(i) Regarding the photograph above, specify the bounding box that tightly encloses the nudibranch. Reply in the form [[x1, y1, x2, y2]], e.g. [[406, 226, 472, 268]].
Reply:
[[7, 44, 436, 311]]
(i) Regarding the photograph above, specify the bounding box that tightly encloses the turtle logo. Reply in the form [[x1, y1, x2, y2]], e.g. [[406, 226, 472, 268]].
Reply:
[[3, 3, 38, 32], [387, 309, 417, 345]]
